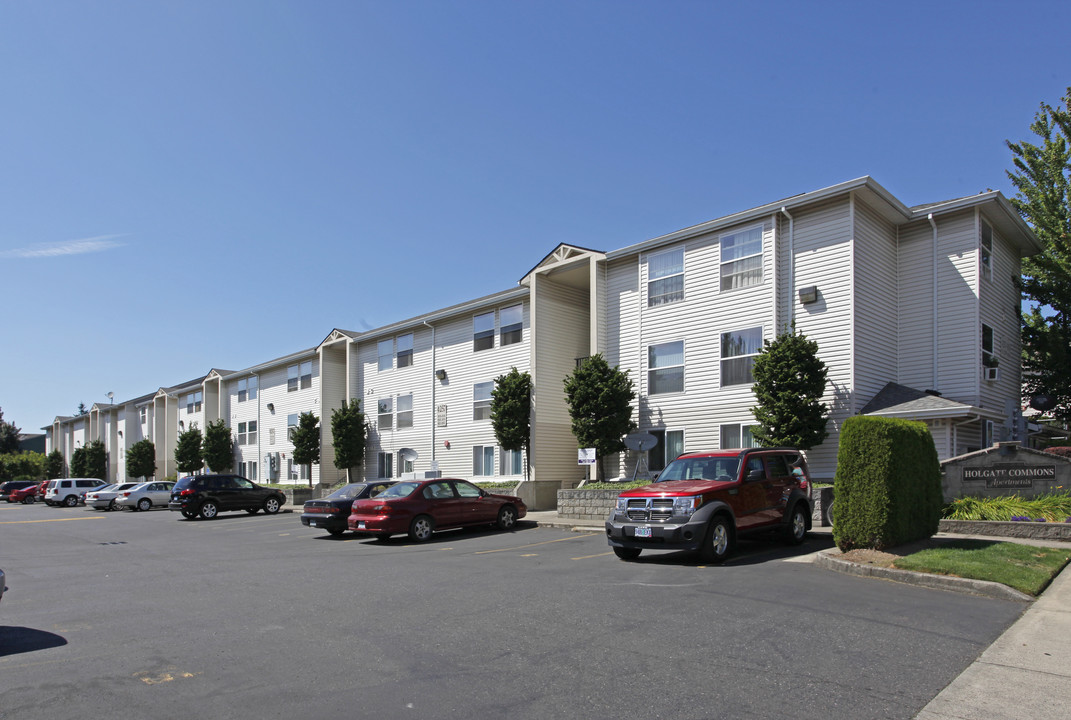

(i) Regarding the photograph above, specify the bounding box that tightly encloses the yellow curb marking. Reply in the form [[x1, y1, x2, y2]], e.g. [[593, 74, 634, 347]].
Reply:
[[572, 551, 615, 560], [0, 516, 105, 524]]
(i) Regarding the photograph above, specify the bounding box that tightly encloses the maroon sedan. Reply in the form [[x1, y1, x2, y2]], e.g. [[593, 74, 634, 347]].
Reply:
[[348, 478, 526, 542]]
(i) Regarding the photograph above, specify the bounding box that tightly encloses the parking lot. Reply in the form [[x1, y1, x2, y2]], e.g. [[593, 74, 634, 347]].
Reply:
[[1, 500, 1026, 719]]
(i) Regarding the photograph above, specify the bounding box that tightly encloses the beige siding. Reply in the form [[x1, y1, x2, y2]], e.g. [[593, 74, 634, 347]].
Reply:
[[319, 343, 348, 484], [979, 210, 1023, 432], [935, 211, 980, 401], [897, 222, 937, 389], [852, 196, 899, 405]]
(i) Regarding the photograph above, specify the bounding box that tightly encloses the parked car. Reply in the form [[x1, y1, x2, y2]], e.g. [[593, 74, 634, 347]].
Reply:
[[348, 478, 526, 542], [86, 482, 141, 511], [116, 481, 175, 511], [0, 567, 6, 604], [301, 481, 396, 536], [605, 447, 813, 563], [168, 475, 286, 519], [44, 478, 108, 507], [1, 480, 41, 504]]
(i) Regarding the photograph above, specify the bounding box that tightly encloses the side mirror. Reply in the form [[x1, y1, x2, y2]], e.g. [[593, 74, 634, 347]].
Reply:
[[746, 469, 765, 482]]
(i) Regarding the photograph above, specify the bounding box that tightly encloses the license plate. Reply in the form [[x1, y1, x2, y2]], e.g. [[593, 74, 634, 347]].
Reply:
[[358, 521, 366, 530], [309, 521, 318, 527], [634, 526, 652, 538]]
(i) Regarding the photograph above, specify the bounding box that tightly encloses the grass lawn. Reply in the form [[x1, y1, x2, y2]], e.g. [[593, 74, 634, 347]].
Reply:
[[893, 540, 1071, 596]]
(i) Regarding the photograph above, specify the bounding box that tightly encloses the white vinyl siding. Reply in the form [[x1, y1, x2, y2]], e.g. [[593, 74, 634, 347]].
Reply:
[[647, 247, 684, 306]]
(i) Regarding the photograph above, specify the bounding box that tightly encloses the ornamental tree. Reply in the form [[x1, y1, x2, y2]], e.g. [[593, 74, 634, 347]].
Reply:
[[291, 412, 320, 487], [70, 445, 88, 477], [331, 400, 366, 483], [202, 419, 234, 473], [563, 354, 636, 481], [84, 440, 108, 480], [491, 368, 532, 480], [127, 439, 156, 480], [46, 449, 65, 479], [749, 326, 830, 450], [175, 426, 204, 475], [0, 407, 20, 454]]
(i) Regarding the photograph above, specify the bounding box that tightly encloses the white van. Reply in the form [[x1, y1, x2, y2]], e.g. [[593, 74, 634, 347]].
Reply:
[[44, 478, 107, 507]]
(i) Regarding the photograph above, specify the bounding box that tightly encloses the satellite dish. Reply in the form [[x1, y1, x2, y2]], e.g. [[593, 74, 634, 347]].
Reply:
[[106, 392, 114, 403], [624, 432, 658, 452], [1030, 394, 1058, 412], [398, 448, 419, 462]]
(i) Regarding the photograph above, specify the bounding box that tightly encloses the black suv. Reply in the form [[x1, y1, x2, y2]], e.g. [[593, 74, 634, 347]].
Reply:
[[168, 475, 286, 519]]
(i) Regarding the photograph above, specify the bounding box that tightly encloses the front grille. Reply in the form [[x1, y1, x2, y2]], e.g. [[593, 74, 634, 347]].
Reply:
[[624, 497, 673, 523]]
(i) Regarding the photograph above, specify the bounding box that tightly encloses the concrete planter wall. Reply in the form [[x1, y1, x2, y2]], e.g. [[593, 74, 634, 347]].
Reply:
[[557, 488, 619, 521], [282, 486, 321, 505]]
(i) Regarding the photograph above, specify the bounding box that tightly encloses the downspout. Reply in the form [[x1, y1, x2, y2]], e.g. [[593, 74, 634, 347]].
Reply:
[[255, 373, 261, 482], [780, 206, 795, 329], [928, 214, 939, 391], [424, 320, 436, 470]]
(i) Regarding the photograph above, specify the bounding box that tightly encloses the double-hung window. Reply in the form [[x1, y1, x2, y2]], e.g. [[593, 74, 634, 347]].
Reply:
[[473, 445, 495, 476], [501, 448, 523, 476], [300, 362, 312, 389], [648, 341, 685, 394], [721, 327, 763, 386], [237, 421, 257, 446], [981, 221, 993, 281], [720, 423, 758, 449], [648, 248, 684, 306], [473, 382, 494, 421], [378, 398, 393, 431], [473, 312, 495, 352], [378, 339, 393, 371], [287, 414, 298, 442], [397, 394, 413, 429], [720, 226, 763, 291], [186, 392, 202, 414], [500, 305, 522, 346], [238, 377, 257, 402], [289, 362, 313, 391], [377, 452, 393, 479], [397, 333, 414, 368]]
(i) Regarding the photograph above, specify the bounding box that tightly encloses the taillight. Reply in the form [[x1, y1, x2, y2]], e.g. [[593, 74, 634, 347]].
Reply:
[[123, 492, 131, 497], [179, 489, 196, 496]]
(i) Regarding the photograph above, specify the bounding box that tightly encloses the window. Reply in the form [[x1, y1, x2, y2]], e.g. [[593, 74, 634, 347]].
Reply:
[[377, 452, 393, 479], [378, 398, 393, 430], [396, 394, 413, 429], [287, 414, 298, 442], [400, 453, 414, 474], [237, 421, 258, 445], [473, 312, 494, 352], [720, 226, 763, 291], [269, 428, 276, 445], [288, 362, 312, 391], [648, 248, 684, 306], [981, 220, 993, 281], [721, 327, 762, 386], [648, 341, 684, 394], [501, 448, 523, 476], [139, 408, 146, 423], [982, 322, 997, 373], [721, 424, 759, 449], [500, 305, 523, 346], [378, 338, 393, 372], [473, 445, 495, 476], [473, 382, 493, 421], [648, 429, 684, 473], [186, 391, 202, 414], [397, 333, 414, 368], [238, 377, 257, 402], [240, 461, 258, 481], [287, 458, 309, 482]]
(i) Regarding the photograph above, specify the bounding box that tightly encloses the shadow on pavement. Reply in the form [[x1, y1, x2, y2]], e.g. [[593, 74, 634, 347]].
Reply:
[[0, 627, 68, 657]]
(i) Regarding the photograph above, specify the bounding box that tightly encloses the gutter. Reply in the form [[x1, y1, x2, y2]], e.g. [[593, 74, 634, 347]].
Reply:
[[928, 214, 939, 391]]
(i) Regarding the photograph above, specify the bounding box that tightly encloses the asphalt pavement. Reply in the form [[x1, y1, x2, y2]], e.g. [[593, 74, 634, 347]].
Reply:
[[527, 510, 1071, 720]]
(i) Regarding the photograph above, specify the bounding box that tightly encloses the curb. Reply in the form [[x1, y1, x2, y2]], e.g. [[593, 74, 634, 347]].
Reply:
[[814, 548, 1035, 602]]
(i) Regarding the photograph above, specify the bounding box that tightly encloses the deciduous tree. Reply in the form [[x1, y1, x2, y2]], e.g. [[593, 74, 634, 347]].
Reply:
[[202, 419, 234, 473], [175, 426, 204, 475], [127, 439, 156, 480], [331, 400, 366, 483], [291, 412, 320, 487]]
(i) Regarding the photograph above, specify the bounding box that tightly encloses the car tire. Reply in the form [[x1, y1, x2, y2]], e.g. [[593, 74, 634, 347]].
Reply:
[[246, 507, 259, 514], [64, 495, 79, 507], [408, 515, 434, 542], [137, 498, 152, 512], [785, 503, 808, 545], [263, 496, 281, 514], [327, 527, 346, 537], [496, 505, 518, 531], [613, 547, 642, 561], [23, 496, 35, 504], [109, 499, 121, 511], [699, 515, 733, 564], [199, 501, 219, 519]]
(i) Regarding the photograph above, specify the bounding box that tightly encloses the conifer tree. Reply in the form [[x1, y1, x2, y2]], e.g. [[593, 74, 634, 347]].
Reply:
[[749, 327, 829, 450]]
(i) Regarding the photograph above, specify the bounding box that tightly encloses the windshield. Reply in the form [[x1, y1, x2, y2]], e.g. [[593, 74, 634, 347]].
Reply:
[[327, 484, 368, 500], [375, 482, 420, 499], [657, 456, 739, 483]]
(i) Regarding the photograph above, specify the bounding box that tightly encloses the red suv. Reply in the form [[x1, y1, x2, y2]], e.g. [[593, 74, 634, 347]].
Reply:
[[605, 448, 812, 563]]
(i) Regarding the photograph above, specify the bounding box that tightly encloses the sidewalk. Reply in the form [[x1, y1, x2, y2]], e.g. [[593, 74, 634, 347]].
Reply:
[[525, 510, 1071, 720]]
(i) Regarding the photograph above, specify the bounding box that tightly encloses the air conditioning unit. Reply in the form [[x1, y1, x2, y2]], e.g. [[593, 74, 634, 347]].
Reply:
[[984, 367, 999, 382]]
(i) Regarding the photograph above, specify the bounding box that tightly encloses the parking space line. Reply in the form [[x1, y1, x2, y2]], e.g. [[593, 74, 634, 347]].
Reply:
[[572, 551, 615, 560], [474, 533, 598, 554], [0, 516, 105, 524]]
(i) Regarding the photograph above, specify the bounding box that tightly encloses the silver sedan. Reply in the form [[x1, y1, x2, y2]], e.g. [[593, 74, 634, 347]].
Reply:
[[116, 481, 175, 512]]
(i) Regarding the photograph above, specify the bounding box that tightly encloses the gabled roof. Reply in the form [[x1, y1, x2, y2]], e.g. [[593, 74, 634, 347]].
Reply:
[[318, 328, 359, 348], [908, 191, 1041, 255], [519, 243, 606, 284], [860, 382, 1001, 421]]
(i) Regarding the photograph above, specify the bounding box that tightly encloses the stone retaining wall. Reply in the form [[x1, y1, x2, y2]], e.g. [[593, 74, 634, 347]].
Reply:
[[939, 519, 1071, 541], [557, 489, 618, 521]]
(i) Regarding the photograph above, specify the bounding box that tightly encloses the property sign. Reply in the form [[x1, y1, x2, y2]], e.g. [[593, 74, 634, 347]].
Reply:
[[436, 404, 448, 427], [962, 464, 1057, 489], [578, 448, 596, 466]]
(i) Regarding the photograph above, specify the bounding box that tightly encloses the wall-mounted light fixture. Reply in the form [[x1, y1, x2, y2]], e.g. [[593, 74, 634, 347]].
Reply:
[[798, 285, 819, 304], [117, 430, 123, 437], [435, 369, 447, 381], [266, 403, 275, 412]]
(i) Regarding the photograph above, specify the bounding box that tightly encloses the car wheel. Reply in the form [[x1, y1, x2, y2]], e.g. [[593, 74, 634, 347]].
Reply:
[[327, 527, 346, 537], [785, 503, 808, 545], [263, 497, 281, 514], [109, 499, 121, 511], [23, 495, 35, 504], [180, 509, 197, 519], [246, 507, 259, 514], [408, 515, 434, 542], [613, 547, 641, 561], [699, 515, 733, 564], [199, 501, 219, 519], [823, 499, 835, 527], [137, 498, 152, 512], [496, 505, 518, 531], [64, 495, 79, 507]]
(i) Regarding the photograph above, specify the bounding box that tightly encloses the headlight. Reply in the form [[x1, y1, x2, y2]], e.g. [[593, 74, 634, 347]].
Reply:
[[673, 496, 702, 517], [616, 497, 629, 510]]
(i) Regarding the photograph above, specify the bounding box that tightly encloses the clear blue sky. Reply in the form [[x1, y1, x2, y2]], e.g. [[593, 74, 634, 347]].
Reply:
[[2, 0, 1069, 434]]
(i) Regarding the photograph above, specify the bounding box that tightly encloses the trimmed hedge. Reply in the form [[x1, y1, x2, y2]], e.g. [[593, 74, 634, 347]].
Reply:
[[833, 416, 942, 551]]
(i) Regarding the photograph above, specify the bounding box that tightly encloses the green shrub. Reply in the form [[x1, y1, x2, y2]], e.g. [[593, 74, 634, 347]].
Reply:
[[833, 416, 942, 551], [944, 492, 1071, 521]]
